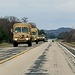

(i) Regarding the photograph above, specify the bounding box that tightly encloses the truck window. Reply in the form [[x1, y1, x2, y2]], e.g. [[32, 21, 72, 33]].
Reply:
[[22, 27, 28, 33], [31, 32, 36, 35], [15, 27, 21, 33]]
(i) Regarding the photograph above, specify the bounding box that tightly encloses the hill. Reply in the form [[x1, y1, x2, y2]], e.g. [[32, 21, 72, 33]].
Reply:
[[45, 27, 72, 36]]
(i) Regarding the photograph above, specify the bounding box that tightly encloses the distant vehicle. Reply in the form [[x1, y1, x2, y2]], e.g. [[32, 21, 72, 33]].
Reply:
[[52, 40, 54, 42], [38, 34, 46, 42], [31, 28, 38, 44], [11, 23, 32, 47]]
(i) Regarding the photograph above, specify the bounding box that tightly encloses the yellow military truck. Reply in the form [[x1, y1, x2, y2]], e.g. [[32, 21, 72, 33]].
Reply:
[[31, 28, 38, 44], [38, 34, 46, 42], [11, 23, 32, 47]]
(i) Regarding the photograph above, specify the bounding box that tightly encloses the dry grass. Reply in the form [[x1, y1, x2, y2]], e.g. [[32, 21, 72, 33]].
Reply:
[[62, 42, 75, 48], [0, 43, 12, 47]]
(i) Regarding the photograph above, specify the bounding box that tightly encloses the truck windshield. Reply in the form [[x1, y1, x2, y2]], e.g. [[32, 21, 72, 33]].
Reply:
[[15, 27, 21, 33], [31, 32, 36, 35], [22, 27, 28, 33]]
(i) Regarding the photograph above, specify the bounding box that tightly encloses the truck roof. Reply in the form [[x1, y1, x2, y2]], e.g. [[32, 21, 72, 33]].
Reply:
[[13, 23, 31, 28], [31, 28, 38, 31]]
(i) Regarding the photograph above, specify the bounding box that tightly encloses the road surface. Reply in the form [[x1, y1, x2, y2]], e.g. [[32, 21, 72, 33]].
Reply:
[[0, 42, 43, 62], [0, 40, 75, 75]]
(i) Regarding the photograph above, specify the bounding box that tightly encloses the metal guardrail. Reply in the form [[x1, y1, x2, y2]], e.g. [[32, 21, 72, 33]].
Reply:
[[59, 42, 75, 56]]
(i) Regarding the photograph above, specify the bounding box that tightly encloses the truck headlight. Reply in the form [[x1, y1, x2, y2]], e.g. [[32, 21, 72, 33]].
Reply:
[[26, 38, 29, 40], [43, 37, 45, 38], [14, 38, 17, 41], [38, 37, 39, 39]]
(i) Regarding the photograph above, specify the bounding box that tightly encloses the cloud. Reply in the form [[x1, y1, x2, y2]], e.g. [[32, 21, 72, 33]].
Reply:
[[0, 0, 75, 29], [0, 0, 19, 8], [0, 0, 75, 12]]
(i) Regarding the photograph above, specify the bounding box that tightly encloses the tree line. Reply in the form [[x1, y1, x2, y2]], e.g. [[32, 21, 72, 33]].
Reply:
[[0, 16, 46, 43], [57, 29, 75, 42], [0, 16, 19, 43], [45, 29, 75, 43]]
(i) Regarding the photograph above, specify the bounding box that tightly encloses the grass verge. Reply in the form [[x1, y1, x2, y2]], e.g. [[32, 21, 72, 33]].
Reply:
[[0, 43, 12, 47]]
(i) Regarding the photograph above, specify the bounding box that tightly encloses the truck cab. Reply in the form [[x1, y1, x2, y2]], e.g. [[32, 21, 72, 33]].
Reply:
[[31, 28, 38, 44], [38, 34, 46, 42], [12, 23, 32, 47]]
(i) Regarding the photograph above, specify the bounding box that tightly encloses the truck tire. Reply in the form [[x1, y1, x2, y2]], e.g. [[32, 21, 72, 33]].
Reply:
[[36, 40, 38, 44], [43, 39, 45, 42], [13, 41, 18, 47], [28, 41, 32, 47]]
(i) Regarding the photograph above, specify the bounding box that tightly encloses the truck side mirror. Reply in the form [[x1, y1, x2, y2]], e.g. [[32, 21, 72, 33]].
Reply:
[[11, 29, 13, 33]]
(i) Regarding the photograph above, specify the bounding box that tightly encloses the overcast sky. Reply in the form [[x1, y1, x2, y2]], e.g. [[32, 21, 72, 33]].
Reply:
[[0, 0, 75, 30]]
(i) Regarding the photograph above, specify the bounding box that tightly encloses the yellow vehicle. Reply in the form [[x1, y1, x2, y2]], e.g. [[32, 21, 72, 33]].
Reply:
[[31, 28, 38, 44], [12, 23, 32, 47], [38, 34, 46, 42]]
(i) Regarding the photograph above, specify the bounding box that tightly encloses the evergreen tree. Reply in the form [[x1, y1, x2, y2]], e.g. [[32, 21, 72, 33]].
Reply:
[[0, 25, 8, 43]]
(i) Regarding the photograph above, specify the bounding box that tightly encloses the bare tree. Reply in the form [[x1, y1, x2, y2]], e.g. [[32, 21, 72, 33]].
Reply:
[[29, 22, 37, 28], [21, 17, 28, 23]]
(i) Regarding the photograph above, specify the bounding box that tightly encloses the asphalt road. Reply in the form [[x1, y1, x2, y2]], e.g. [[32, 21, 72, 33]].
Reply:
[[0, 40, 75, 75], [0, 42, 43, 62]]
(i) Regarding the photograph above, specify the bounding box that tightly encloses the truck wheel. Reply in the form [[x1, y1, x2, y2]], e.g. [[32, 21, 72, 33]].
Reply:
[[43, 39, 45, 42], [28, 41, 32, 47], [13, 41, 18, 47], [36, 40, 38, 44]]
